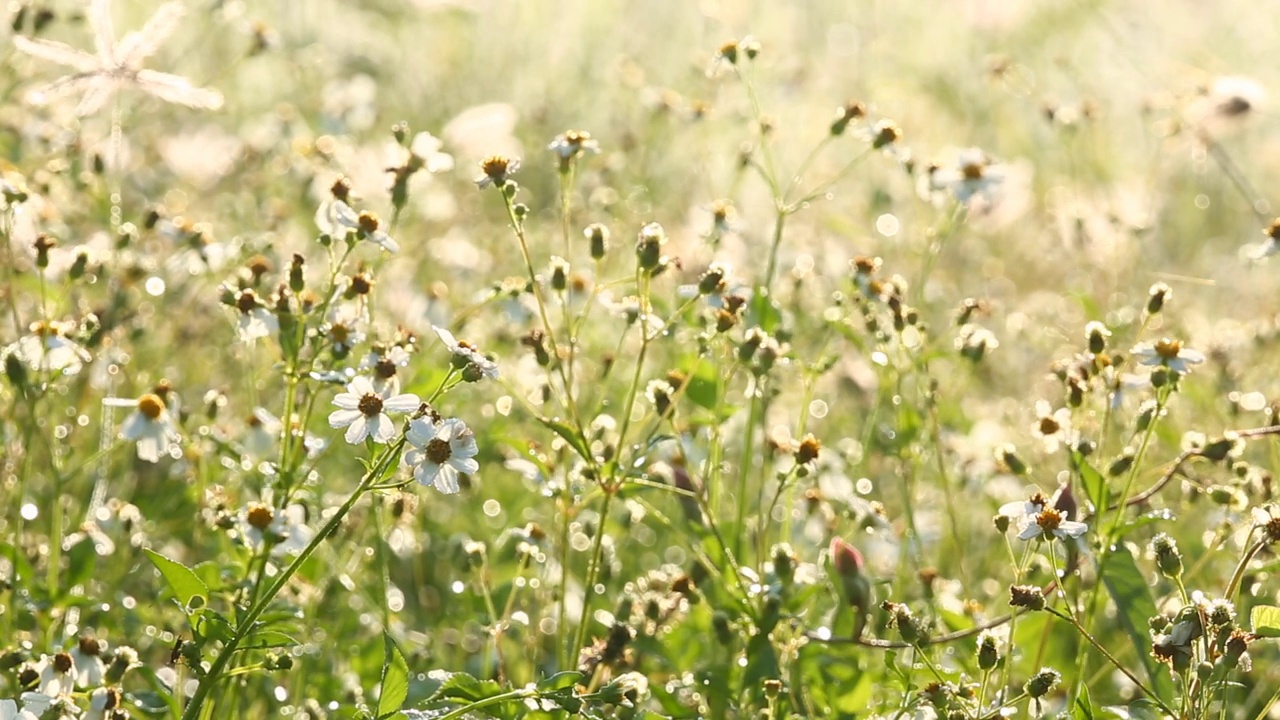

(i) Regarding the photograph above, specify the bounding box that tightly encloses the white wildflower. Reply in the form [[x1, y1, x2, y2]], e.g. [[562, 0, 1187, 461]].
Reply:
[[12, 0, 223, 117], [403, 417, 479, 494], [104, 392, 181, 462], [327, 376, 419, 444]]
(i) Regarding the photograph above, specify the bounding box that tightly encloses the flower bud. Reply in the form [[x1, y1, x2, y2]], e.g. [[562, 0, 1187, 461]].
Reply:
[[1152, 533, 1183, 579]]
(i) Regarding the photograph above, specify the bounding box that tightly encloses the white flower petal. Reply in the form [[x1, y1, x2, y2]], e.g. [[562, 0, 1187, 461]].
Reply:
[[382, 394, 420, 413], [433, 466, 461, 494], [406, 418, 438, 447], [368, 414, 396, 443], [328, 408, 362, 428], [344, 416, 370, 444]]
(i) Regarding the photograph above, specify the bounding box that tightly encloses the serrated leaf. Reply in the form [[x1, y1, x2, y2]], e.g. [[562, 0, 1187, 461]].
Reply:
[[1250, 605, 1280, 637], [376, 634, 410, 719], [1100, 546, 1175, 705], [429, 672, 505, 703], [144, 549, 209, 614]]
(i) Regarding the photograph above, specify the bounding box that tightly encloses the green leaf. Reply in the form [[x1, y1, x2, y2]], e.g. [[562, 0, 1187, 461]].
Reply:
[[682, 363, 720, 411], [1073, 684, 1095, 720], [429, 672, 505, 703], [1100, 546, 1175, 705], [1072, 452, 1107, 513], [240, 628, 299, 651], [535, 671, 583, 692], [65, 534, 97, 591], [144, 548, 209, 614], [536, 416, 592, 463], [376, 634, 410, 719], [1250, 605, 1280, 637]]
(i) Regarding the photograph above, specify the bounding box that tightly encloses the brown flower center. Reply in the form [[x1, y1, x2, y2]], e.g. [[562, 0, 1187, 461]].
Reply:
[[962, 162, 985, 180], [357, 393, 384, 417], [1154, 338, 1182, 359], [78, 636, 102, 656], [1035, 508, 1063, 532], [137, 393, 166, 420], [329, 324, 350, 344], [246, 503, 274, 530], [426, 437, 452, 465], [481, 156, 511, 179], [53, 652, 74, 673], [375, 358, 397, 379], [1038, 417, 1060, 435], [236, 290, 260, 314], [357, 212, 380, 234]]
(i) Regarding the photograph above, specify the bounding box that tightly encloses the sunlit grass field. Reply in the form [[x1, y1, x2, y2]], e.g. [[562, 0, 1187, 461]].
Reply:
[[5, 0, 1280, 718]]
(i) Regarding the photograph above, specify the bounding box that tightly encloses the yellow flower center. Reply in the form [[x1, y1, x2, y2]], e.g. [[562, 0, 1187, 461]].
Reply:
[[1154, 338, 1182, 359], [137, 394, 166, 420]]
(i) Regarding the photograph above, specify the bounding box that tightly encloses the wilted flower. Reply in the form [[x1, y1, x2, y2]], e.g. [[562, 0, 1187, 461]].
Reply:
[[327, 376, 420, 444], [403, 417, 480, 494], [1130, 338, 1205, 375], [104, 392, 181, 462], [12, 0, 224, 116]]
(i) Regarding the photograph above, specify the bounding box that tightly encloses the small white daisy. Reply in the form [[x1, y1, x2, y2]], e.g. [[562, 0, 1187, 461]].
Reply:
[[474, 155, 520, 189], [327, 376, 419, 444], [403, 417, 479, 494], [1030, 400, 1072, 454], [70, 637, 106, 687], [548, 130, 600, 160], [86, 687, 123, 720], [927, 147, 1006, 206], [240, 502, 314, 556], [998, 492, 1087, 542], [433, 326, 498, 380], [231, 288, 278, 344], [324, 301, 369, 355], [104, 392, 181, 462], [242, 407, 283, 458], [360, 345, 413, 394], [37, 653, 76, 697], [409, 132, 455, 173], [315, 199, 399, 253], [1130, 338, 1205, 375], [4, 321, 91, 376]]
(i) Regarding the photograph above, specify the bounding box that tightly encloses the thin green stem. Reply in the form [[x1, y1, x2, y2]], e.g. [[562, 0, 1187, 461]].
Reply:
[[179, 438, 405, 720]]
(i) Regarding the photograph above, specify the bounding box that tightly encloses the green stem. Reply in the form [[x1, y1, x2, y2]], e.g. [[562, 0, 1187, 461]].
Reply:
[[179, 438, 405, 720], [1046, 607, 1177, 717]]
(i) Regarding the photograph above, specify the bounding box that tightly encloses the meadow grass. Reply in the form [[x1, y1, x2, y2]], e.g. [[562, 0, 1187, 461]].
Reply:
[[4, 1, 1280, 718]]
